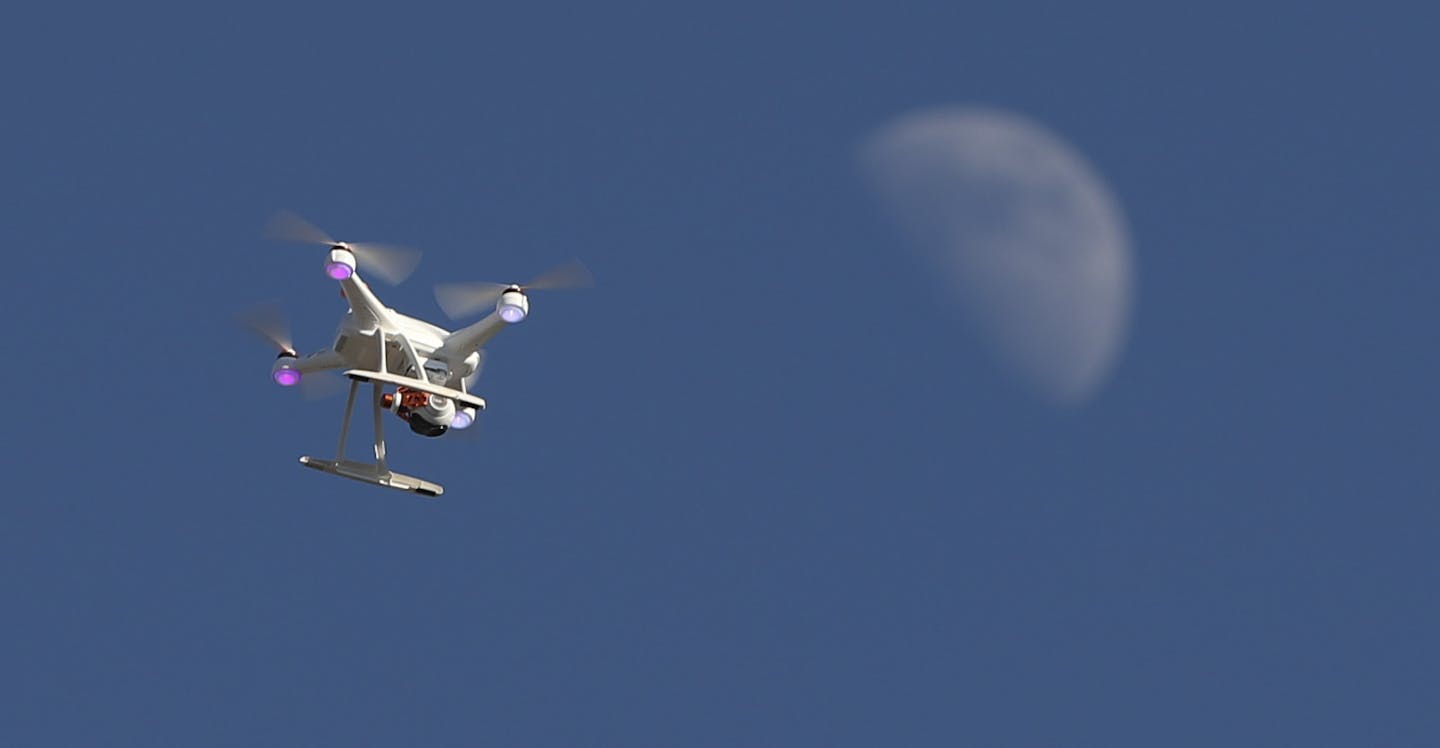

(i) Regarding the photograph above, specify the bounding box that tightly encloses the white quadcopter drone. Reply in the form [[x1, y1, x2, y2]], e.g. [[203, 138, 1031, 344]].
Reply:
[[241, 210, 592, 497]]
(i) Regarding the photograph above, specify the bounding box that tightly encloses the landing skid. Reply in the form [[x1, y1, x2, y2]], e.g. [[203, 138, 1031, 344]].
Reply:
[[298, 364, 444, 497], [298, 456, 443, 497]]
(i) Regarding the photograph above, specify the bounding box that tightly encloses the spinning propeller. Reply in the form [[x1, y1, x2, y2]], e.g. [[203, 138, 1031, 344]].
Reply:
[[433, 259, 594, 320], [235, 299, 295, 356], [265, 210, 422, 285], [234, 300, 344, 398]]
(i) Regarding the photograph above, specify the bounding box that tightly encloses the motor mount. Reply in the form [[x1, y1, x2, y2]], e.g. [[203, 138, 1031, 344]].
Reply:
[[497, 289, 529, 323], [324, 246, 357, 280], [452, 405, 478, 430], [271, 350, 301, 387]]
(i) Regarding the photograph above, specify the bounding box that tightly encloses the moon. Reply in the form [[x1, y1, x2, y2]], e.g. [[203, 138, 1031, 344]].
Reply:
[[860, 106, 1134, 404]]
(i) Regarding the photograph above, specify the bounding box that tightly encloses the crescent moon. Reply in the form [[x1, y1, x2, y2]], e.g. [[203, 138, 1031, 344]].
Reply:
[[860, 106, 1135, 404]]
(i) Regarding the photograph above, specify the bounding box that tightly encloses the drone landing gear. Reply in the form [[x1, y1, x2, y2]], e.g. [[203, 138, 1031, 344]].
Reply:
[[298, 456, 443, 497], [298, 378, 444, 497]]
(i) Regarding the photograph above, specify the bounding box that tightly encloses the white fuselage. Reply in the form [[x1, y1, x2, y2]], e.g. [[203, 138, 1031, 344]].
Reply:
[[294, 273, 502, 391]]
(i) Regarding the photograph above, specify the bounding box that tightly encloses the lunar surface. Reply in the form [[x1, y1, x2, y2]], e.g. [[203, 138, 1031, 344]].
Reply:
[[860, 106, 1134, 404]]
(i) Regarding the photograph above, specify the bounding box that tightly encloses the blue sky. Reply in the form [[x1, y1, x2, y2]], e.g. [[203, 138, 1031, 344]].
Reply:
[[3, 3, 1437, 745]]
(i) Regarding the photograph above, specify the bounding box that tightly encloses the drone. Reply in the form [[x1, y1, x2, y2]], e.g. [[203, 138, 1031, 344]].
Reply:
[[241, 210, 592, 497]]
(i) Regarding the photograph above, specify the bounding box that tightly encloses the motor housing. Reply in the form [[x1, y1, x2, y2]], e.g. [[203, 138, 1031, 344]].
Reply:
[[324, 246, 357, 280], [497, 289, 529, 323], [271, 350, 301, 386], [452, 405, 478, 430]]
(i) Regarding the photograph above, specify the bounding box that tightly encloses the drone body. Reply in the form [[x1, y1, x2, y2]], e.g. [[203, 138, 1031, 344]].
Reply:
[[247, 211, 591, 497]]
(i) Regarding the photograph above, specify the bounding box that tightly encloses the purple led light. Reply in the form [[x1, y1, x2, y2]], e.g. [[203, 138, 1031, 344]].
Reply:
[[273, 368, 302, 387], [499, 304, 526, 323], [451, 411, 474, 430], [325, 261, 354, 280]]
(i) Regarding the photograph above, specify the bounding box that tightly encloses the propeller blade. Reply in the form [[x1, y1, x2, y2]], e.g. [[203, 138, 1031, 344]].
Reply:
[[264, 210, 335, 246], [265, 211, 421, 284], [525, 259, 594, 291], [235, 300, 294, 352], [436, 260, 593, 320], [435, 282, 508, 320], [348, 242, 422, 285]]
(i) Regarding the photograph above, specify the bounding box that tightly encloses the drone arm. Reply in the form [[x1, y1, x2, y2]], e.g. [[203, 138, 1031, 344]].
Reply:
[[339, 275, 397, 332], [433, 311, 506, 363], [297, 349, 347, 374]]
